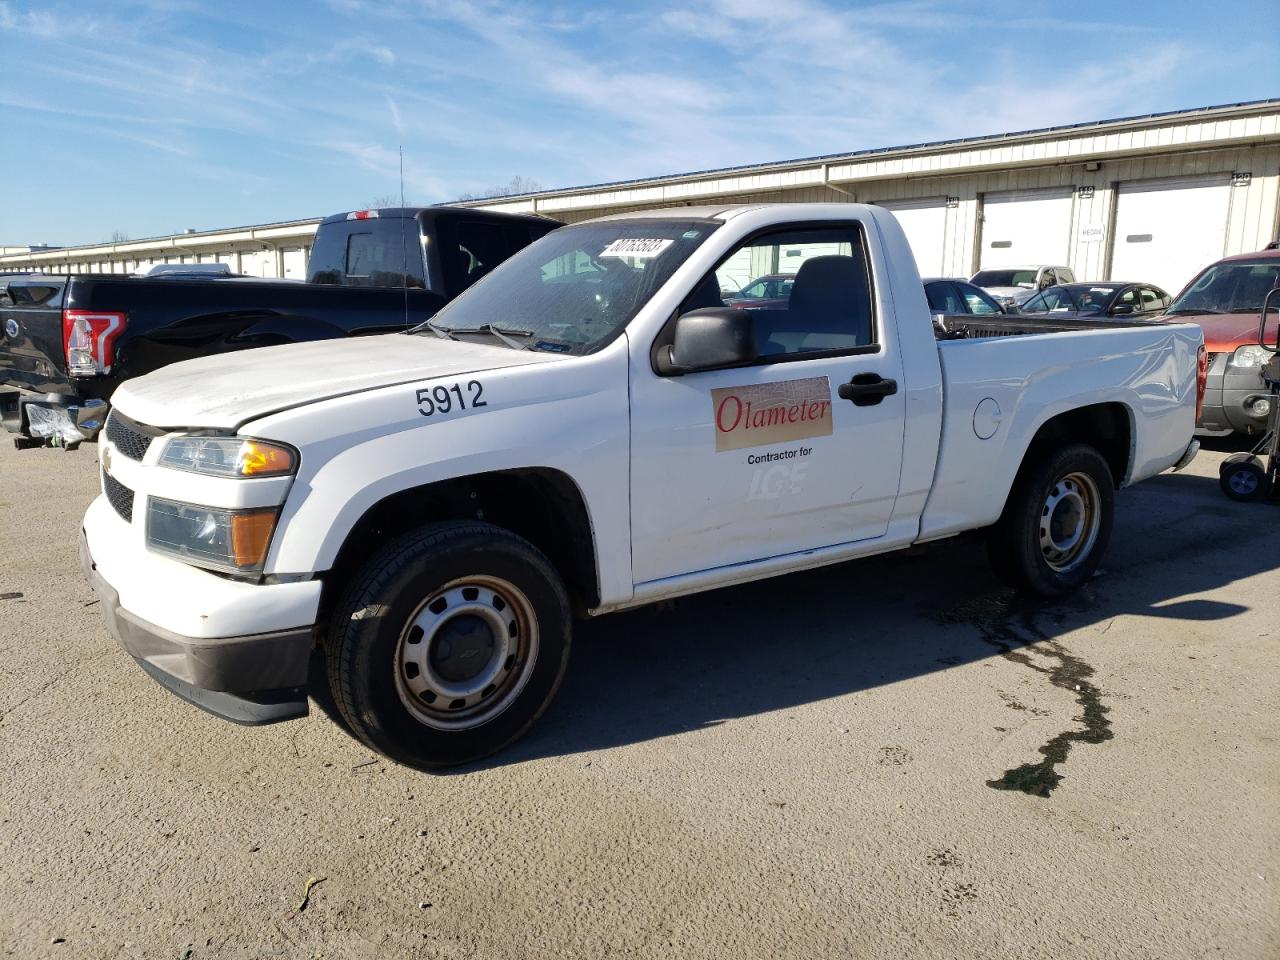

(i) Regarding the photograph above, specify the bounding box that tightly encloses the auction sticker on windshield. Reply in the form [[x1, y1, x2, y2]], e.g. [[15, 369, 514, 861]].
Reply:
[[599, 238, 674, 258], [711, 377, 833, 452]]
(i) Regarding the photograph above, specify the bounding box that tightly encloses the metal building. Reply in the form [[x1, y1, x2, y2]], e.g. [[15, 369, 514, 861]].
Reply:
[[3, 99, 1278, 296]]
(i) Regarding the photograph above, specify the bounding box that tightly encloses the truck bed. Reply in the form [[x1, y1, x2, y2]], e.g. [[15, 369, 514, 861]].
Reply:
[[934, 313, 1167, 340], [921, 315, 1204, 542]]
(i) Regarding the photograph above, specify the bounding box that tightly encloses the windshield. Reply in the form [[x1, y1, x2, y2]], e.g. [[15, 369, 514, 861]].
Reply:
[[1168, 260, 1280, 314], [972, 269, 1038, 288], [423, 219, 717, 354]]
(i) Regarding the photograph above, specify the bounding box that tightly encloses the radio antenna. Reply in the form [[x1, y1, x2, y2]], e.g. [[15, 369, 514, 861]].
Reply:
[[399, 144, 409, 329]]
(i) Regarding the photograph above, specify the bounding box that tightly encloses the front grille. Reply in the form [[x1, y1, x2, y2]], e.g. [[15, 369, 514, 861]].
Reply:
[[103, 470, 135, 523], [104, 411, 159, 462]]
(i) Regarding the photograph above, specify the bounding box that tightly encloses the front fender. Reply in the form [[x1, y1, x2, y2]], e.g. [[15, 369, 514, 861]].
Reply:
[[244, 344, 634, 606]]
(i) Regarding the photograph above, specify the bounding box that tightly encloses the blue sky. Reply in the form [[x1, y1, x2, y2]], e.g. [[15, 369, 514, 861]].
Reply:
[[2, 0, 1277, 246]]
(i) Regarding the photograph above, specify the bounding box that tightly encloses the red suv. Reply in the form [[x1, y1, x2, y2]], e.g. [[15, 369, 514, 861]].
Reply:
[[1164, 250, 1280, 435]]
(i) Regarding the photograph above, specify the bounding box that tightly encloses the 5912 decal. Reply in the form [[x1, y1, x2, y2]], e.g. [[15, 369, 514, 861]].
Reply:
[[416, 379, 487, 417]]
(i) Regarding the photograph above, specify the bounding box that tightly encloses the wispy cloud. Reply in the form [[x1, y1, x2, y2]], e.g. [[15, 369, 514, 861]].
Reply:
[[385, 94, 405, 134], [0, 0, 1272, 245]]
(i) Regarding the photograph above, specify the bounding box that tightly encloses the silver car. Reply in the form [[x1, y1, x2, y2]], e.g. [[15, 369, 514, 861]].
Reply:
[[970, 265, 1076, 311]]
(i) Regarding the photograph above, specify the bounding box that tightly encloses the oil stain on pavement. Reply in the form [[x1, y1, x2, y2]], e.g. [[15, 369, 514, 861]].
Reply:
[[936, 589, 1113, 797]]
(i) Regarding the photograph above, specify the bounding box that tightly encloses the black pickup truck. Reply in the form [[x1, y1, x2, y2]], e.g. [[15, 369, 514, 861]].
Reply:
[[0, 206, 557, 447]]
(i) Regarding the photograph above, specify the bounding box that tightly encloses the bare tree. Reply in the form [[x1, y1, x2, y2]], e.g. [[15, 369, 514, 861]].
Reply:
[[110, 230, 130, 243], [456, 176, 542, 202], [363, 194, 401, 209]]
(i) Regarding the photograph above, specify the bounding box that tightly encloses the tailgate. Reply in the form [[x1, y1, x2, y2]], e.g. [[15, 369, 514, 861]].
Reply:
[[0, 275, 70, 393]]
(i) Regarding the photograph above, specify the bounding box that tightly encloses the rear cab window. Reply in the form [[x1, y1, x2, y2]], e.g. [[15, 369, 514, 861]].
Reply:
[[308, 217, 426, 288]]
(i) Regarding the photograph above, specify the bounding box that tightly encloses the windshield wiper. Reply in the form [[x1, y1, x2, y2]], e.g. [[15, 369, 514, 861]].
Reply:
[[407, 318, 458, 339], [466, 323, 535, 350], [1167, 307, 1224, 315]]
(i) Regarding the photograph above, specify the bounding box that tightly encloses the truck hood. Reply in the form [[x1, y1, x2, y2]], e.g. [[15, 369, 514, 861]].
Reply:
[[111, 333, 565, 430], [1162, 311, 1278, 353]]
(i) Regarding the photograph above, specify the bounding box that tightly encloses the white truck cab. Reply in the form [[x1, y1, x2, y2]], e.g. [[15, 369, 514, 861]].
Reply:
[[81, 203, 1204, 769]]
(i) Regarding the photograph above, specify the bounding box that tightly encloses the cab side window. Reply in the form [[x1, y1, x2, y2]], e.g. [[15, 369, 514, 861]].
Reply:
[[687, 225, 876, 359], [1113, 288, 1139, 312]]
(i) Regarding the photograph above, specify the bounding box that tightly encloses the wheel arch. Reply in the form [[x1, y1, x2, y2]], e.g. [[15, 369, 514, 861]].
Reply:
[[1017, 401, 1134, 490], [318, 467, 601, 621]]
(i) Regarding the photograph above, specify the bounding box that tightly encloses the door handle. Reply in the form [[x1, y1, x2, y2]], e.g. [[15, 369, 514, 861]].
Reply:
[[838, 373, 898, 406]]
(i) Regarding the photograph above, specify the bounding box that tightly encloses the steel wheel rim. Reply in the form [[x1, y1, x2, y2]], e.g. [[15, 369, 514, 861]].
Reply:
[[1229, 470, 1259, 495], [1039, 471, 1101, 573], [394, 575, 539, 731]]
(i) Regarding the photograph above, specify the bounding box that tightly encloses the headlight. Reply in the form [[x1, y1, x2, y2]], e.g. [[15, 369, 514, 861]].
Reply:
[[146, 498, 279, 576], [1229, 344, 1276, 369], [160, 435, 297, 477]]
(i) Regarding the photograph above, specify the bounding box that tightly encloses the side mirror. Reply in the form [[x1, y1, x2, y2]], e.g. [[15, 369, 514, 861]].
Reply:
[[660, 307, 757, 375], [1111, 303, 1135, 316]]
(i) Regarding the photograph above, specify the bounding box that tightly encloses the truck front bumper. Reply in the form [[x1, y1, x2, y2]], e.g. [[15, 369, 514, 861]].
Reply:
[[1197, 354, 1272, 435], [80, 497, 321, 725]]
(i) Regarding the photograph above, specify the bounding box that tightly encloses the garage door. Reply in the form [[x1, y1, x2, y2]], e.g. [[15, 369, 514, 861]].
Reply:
[[1109, 176, 1230, 295], [979, 189, 1073, 269], [239, 250, 275, 277], [878, 198, 947, 275], [282, 247, 307, 280]]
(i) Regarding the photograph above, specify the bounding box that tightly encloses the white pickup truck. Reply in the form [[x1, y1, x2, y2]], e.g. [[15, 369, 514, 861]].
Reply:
[[80, 203, 1205, 769]]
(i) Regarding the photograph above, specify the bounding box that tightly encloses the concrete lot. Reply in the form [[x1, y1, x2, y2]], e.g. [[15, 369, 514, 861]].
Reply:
[[0, 437, 1276, 959]]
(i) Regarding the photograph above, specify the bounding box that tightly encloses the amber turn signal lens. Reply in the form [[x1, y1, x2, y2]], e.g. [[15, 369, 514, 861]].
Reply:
[[238, 440, 296, 477], [230, 509, 280, 568]]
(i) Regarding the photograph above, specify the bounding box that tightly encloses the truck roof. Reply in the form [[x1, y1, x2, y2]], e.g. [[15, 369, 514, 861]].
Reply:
[[585, 204, 753, 222], [1219, 247, 1280, 263], [320, 206, 559, 226]]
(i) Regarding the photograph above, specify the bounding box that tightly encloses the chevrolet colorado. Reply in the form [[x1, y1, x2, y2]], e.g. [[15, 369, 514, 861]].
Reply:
[[80, 203, 1204, 769], [0, 207, 556, 446]]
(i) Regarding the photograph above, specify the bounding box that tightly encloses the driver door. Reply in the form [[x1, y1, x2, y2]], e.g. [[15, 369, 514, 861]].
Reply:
[[628, 223, 907, 585]]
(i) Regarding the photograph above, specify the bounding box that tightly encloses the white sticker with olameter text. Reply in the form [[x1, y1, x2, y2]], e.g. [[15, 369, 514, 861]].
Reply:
[[599, 238, 674, 258]]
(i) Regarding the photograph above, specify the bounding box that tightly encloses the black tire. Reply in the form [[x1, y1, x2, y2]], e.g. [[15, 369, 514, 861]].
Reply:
[[325, 521, 571, 770], [1218, 454, 1266, 502], [987, 443, 1115, 597]]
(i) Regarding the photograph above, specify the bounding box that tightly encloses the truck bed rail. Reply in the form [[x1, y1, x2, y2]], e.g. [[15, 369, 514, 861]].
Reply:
[[935, 314, 1164, 341]]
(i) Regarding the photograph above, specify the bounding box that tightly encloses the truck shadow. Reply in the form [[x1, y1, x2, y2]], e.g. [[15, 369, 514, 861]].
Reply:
[[477, 468, 1271, 770]]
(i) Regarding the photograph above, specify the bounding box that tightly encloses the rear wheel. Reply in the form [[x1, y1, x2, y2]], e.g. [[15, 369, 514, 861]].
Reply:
[[988, 444, 1115, 597], [326, 521, 571, 770], [1218, 454, 1266, 502]]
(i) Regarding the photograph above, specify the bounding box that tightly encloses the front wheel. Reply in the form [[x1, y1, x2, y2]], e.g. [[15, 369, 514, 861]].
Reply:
[[326, 521, 571, 770], [988, 443, 1115, 597]]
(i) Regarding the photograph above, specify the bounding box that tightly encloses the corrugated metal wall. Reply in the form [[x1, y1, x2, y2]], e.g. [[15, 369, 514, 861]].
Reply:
[[4, 105, 1277, 288], [539, 142, 1280, 288]]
